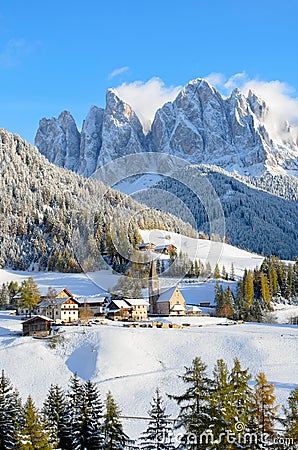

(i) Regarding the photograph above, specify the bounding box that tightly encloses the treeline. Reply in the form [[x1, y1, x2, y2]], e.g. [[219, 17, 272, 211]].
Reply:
[[215, 257, 298, 322], [1, 358, 297, 449]]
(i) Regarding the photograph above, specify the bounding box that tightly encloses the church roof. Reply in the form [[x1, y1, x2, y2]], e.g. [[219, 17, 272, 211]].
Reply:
[[156, 286, 177, 303]]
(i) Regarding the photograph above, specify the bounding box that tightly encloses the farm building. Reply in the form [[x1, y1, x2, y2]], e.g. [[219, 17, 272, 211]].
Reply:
[[106, 298, 148, 321], [76, 294, 110, 316], [22, 315, 53, 337]]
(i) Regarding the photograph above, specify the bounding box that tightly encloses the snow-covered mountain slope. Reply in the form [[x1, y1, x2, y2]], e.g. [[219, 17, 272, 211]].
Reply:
[[139, 229, 264, 277], [1, 312, 297, 439], [135, 165, 298, 260], [35, 78, 298, 179], [0, 128, 195, 271]]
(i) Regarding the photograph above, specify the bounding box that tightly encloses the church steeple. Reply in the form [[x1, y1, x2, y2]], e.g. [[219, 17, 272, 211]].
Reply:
[[149, 261, 159, 315]]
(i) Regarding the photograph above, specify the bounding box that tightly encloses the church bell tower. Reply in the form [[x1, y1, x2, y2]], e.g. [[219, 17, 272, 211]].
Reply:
[[148, 261, 159, 315]]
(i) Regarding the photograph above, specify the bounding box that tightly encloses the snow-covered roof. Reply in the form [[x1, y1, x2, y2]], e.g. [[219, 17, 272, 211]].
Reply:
[[187, 305, 202, 312], [154, 244, 176, 250], [171, 304, 185, 312], [76, 295, 109, 305], [38, 296, 78, 307], [124, 298, 147, 306], [157, 286, 177, 303], [38, 286, 66, 297], [108, 300, 131, 310], [22, 315, 53, 323], [138, 242, 154, 248]]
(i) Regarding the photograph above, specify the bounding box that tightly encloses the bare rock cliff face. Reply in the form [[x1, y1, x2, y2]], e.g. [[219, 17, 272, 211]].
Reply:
[[35, 111, 80, 172]]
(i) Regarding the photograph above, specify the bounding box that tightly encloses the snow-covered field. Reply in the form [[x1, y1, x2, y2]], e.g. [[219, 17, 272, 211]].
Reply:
[[0, 268, 120, 294], [0, 311, 297, 438]]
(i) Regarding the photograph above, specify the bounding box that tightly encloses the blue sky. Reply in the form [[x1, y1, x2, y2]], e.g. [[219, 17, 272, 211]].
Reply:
[[1, 0, 298, 143]]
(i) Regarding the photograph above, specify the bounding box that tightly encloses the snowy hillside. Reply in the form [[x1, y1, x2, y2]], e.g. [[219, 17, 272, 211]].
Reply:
[[139, 229, 264, 277], [0, 268, 120, 295], [0, 312, 297, 439]]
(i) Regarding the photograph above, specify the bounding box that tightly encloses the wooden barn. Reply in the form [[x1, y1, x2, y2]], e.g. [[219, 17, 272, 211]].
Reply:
[[22, 315, 53, 337]]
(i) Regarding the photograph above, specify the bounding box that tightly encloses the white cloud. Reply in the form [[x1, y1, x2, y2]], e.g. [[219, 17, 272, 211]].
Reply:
[[205, 72, 226, 88], [205, 71, 298, 142], [108, 66, 129, 79], [0, 38, 41, 68], [115, 77, 182, 132]]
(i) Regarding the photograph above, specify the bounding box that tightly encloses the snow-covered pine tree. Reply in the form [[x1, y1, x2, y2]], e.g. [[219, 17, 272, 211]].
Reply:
[[281, 387, 298, 449], [230, 263, 235, 281], [81, 380, 104, 450], [0, 284, 10, 306], [170, 357, 212, 449], [42, 383, 69, 449], [0, 370, 22, 450], [228, 358, 253, 429], [102, 391, 128, 450], [139, 388, 175, 449], [65, 373, 85, 450], [17, 396, 53, 450]]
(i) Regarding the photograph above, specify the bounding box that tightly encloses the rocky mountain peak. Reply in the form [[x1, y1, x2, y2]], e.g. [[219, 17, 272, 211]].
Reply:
[[35, 77, 298, 179]]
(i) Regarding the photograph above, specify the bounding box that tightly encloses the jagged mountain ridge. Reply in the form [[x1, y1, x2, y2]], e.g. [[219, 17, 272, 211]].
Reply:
[[35, 78, 298, 179], [0, 129, 195, 271]]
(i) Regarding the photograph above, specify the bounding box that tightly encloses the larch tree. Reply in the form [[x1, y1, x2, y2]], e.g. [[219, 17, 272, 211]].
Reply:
[[20, 277, 41, 316], [251, 372, 279, 436], [18, 396, 53, 450], [102, 391, 127, 450]]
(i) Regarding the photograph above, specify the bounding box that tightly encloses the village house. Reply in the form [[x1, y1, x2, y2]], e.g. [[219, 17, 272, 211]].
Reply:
[[138, 242, 155, 251], [36, 288, 79, 323], [22, 315, 53, 337], [76, 294, 110, 317], [124, 298, 148, 320], [106, 298, 148, 321], [106, 299, 132, 321], [154, 244, 177, 255]]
